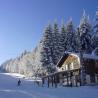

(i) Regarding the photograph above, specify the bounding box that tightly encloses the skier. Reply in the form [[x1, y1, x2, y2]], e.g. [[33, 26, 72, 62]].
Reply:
[[17, 79, 21, 86]]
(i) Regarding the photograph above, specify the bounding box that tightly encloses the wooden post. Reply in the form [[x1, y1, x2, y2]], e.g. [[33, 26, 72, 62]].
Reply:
[[57, 74, 60, 83], [48, 77, 49, 88], [54, 75, 57, 88], [70, 72, 72, 87], [75, 75, 78, 87], [71, 72, 73, 87], [67, 72, 69, 86], [51, 76, 54, 87], [79, 69, 82, 86], [42, 78, 44, 87], [73, 72, 76, 86]]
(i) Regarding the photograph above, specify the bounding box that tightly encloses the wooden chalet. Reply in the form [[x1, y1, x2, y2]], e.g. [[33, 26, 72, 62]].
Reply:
[[41, 48, 98, 87], [57, 52, 98, 85]]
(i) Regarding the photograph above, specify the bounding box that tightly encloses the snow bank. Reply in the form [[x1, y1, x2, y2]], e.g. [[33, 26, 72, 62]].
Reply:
[[4, 73, 25, 79]]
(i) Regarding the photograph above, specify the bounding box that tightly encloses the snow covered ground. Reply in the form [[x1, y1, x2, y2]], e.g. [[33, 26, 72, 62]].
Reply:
[[0, 73, 98, 98]]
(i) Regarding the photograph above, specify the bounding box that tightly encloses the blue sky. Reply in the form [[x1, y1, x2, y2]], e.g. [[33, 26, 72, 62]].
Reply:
[[0, 0, 97, 64]]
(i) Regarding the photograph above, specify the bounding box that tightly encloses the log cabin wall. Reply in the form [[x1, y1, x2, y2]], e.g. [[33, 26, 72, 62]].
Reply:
[[83, 58, 98, 84]]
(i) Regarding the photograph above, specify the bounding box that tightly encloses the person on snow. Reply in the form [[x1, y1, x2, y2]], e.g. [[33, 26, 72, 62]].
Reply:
[[18, 79, 21, 86]]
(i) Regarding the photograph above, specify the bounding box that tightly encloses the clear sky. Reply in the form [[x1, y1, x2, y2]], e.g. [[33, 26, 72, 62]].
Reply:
[[0, 0, 97, 64]]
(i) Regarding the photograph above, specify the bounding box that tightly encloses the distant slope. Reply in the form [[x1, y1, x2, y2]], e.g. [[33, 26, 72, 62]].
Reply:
[[0, 44, 43, 77]]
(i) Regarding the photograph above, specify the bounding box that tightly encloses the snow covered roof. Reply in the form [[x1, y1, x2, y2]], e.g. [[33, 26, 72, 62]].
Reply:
[[64, 51, 80, 57], [65, 51, 98, 60], [92, 47, 98, 56], [57, 51, 98, 68], [83, 53, 98, 60], [57, 52, 69, 67]]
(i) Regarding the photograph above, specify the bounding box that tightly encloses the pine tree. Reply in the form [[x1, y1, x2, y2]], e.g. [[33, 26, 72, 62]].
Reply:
[[40, 24, 55, 74], [78, 10, 92, 53], [52, 22, 61, 65], [65, 18, 76, 52], [91, 11, 98, 49], [60, 21, 67, 53]]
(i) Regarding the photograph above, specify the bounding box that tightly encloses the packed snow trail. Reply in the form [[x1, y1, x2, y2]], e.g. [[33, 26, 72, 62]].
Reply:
[[0, 73, 57, 98], [0, 73, 98, 98]]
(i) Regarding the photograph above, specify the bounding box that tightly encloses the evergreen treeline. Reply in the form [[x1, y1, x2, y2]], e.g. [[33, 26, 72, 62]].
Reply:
[[1, 11, 98, 76]]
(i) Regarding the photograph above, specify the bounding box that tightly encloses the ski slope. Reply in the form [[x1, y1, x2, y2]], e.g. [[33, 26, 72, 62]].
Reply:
[[0, 73, 98, 98]]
